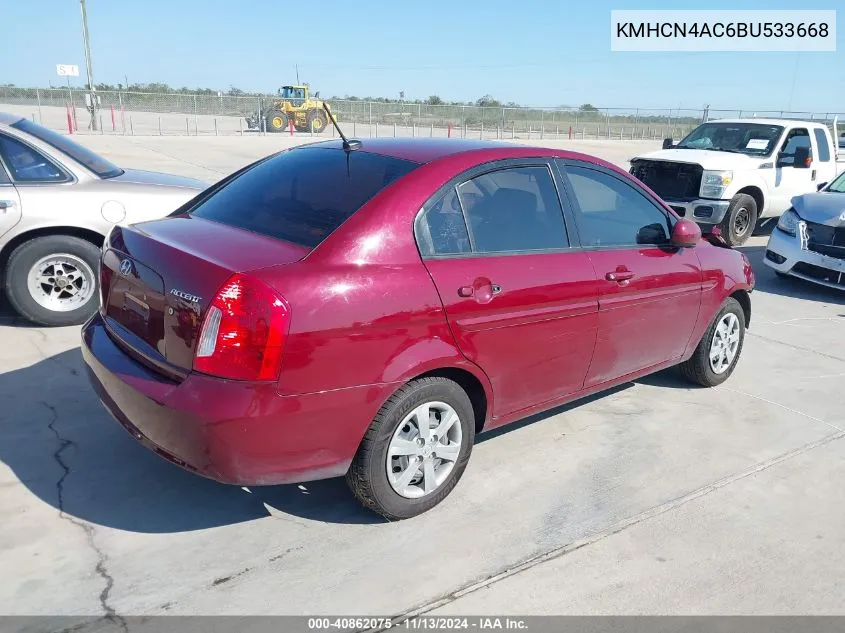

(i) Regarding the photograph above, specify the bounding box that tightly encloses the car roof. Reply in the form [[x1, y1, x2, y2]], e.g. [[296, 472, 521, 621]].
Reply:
[[0, 112, 24, 126], [297, 137, 590, 165]]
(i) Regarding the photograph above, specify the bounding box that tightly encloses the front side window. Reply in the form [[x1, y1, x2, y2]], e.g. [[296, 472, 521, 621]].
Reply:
[[564, 164, 671, 247], [779, 128, 811, 166], [826, 170, 845, 193], [0, 134, 68, 183]]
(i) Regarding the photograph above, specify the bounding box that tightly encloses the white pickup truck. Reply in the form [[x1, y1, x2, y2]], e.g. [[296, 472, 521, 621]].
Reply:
[[629, 118, 845, 246]]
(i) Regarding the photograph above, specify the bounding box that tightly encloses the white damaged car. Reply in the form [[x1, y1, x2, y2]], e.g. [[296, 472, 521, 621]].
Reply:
[[764, 170, 845, 290]]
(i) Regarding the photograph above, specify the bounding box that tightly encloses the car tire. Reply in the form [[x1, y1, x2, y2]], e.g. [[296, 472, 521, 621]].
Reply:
[[347, 377, 475, 520], [265, 110, 287, 133], [679, 297, 745, 387], [5, 235, 101, 327], [719, 194, 758, 247]]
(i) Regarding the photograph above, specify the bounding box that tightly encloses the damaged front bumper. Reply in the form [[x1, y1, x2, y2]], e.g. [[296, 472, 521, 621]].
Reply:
[[764, 224, 845, 290]]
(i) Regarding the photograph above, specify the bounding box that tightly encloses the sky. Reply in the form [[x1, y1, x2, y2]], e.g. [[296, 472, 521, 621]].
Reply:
[[2, 0, 843, 113]]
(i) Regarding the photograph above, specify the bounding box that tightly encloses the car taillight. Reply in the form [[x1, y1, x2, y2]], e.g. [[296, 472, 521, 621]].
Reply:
[[193, 273, 290, 381]]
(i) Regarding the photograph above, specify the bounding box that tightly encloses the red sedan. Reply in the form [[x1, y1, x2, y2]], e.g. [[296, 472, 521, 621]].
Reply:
[[82, 138, 755, 520]]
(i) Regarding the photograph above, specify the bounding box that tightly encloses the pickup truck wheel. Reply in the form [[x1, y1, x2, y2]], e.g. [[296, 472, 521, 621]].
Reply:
[[5, 235, 101, 327], [347, 377, 475, 520], [679, 297, 745, 387], [720, 194, 758, 247]]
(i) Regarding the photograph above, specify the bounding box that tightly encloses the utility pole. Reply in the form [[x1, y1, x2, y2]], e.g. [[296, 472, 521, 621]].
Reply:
[[295, 64, 300, 84], [80, 0, 98, 130]]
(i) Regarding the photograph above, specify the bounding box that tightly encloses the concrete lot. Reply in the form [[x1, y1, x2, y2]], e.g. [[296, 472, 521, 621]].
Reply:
[[1, 136, 844, 626]]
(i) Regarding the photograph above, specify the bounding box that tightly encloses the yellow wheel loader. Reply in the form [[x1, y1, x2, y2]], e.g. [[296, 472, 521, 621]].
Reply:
[[246, 85, 332, 133]]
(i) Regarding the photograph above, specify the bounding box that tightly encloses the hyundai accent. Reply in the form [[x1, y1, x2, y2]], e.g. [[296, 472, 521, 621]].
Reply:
[[82, 138, 755, 520]]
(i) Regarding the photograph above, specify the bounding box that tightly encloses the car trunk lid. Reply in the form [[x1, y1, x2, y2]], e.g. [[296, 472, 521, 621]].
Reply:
[[101, 216, 308, 378]]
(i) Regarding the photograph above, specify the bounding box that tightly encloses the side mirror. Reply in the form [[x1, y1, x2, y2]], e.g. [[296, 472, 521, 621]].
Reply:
[[817, 182, 828, 191], [793, 145, 812, 168], [670, 218, 702, 248], [662, 138, 674, 149]]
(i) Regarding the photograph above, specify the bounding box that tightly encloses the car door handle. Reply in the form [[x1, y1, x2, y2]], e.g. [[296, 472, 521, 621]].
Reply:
[[606, 270, 634, 282], [458, 282, 502, 298], [0, 200, 16, 211]]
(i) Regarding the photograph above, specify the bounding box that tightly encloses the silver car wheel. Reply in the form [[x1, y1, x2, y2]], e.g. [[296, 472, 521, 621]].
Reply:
[[26, 254, 96, 313], [387, 401, 463, 499], [709, 312, 741, 374]]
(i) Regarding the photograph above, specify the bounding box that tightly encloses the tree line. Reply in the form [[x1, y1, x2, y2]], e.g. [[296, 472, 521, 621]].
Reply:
[[4, 82, 602, 111]]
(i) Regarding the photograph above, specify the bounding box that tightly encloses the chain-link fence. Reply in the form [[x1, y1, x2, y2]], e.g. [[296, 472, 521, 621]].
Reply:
[[1, 86, 843, 141]]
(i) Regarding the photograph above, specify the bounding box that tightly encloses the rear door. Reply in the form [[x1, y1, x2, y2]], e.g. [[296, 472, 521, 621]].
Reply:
[[417, 160, 599, 420], [0, 149, 22, 240], [0, 131, 71, 239], [557, 159, 702, 387]]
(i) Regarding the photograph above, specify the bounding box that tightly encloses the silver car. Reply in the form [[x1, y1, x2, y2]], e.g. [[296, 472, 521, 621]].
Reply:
[[0, 112, 208, 326], [764, 170, 845, 290]]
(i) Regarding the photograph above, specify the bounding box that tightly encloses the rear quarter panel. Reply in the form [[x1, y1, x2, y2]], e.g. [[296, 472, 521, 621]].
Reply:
[[257, 260, 492, 408]]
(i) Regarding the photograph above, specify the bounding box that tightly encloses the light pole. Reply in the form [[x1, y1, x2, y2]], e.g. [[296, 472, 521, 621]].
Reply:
[[80, 0, 98, 130]]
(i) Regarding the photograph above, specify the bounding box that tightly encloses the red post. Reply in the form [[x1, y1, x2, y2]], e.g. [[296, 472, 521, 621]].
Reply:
[[71, 105, 78, 132], [448, 123, 452, 138], [568, 126, 572, 140], [65, 105, 73, 134], [110, 104, 116, 131], [289, 118, 294, 136]]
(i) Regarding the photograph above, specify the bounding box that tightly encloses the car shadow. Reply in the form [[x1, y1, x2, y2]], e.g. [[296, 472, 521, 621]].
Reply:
[[0, 347, 386, 531], [752, 217, 776, 237], [739, 244, 845, 305], [2, 347, 639, 532], [475, 382, 635, 443], [0, 290, 45, 328]]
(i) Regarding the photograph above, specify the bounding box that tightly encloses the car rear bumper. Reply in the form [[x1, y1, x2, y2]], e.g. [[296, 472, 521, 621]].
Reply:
[[81, 313, 382, 485], [663, 198, 731, 224], [763, 227, 845, 290]]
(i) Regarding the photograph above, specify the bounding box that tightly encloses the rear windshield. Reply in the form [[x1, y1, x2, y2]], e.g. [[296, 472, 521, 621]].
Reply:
[[11, 119, 124, 178], [189, 147, 419, 248]]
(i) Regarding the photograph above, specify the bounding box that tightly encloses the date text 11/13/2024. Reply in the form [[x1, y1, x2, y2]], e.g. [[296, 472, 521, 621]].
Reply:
[[307, 617, 529, 630]]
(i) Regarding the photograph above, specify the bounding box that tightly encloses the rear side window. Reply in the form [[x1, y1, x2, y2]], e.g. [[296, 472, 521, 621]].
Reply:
[[461, 166, 568, 253], [11, 119, 123, 179], [814, 129, 831, 162], [0, 134, 69, 183], [190, 148, 419, 248]]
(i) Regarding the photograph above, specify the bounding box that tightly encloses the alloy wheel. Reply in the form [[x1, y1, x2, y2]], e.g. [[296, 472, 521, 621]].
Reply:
[[26, 254, 96, 313], [386, 401, 463, 499], [709, 312, 741, 374]]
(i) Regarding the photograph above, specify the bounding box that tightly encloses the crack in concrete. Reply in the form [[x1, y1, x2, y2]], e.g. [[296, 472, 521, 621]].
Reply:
[[42, 401, 128, 633], [748, 331, 845, 364], [368, 429, 845, 631]]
